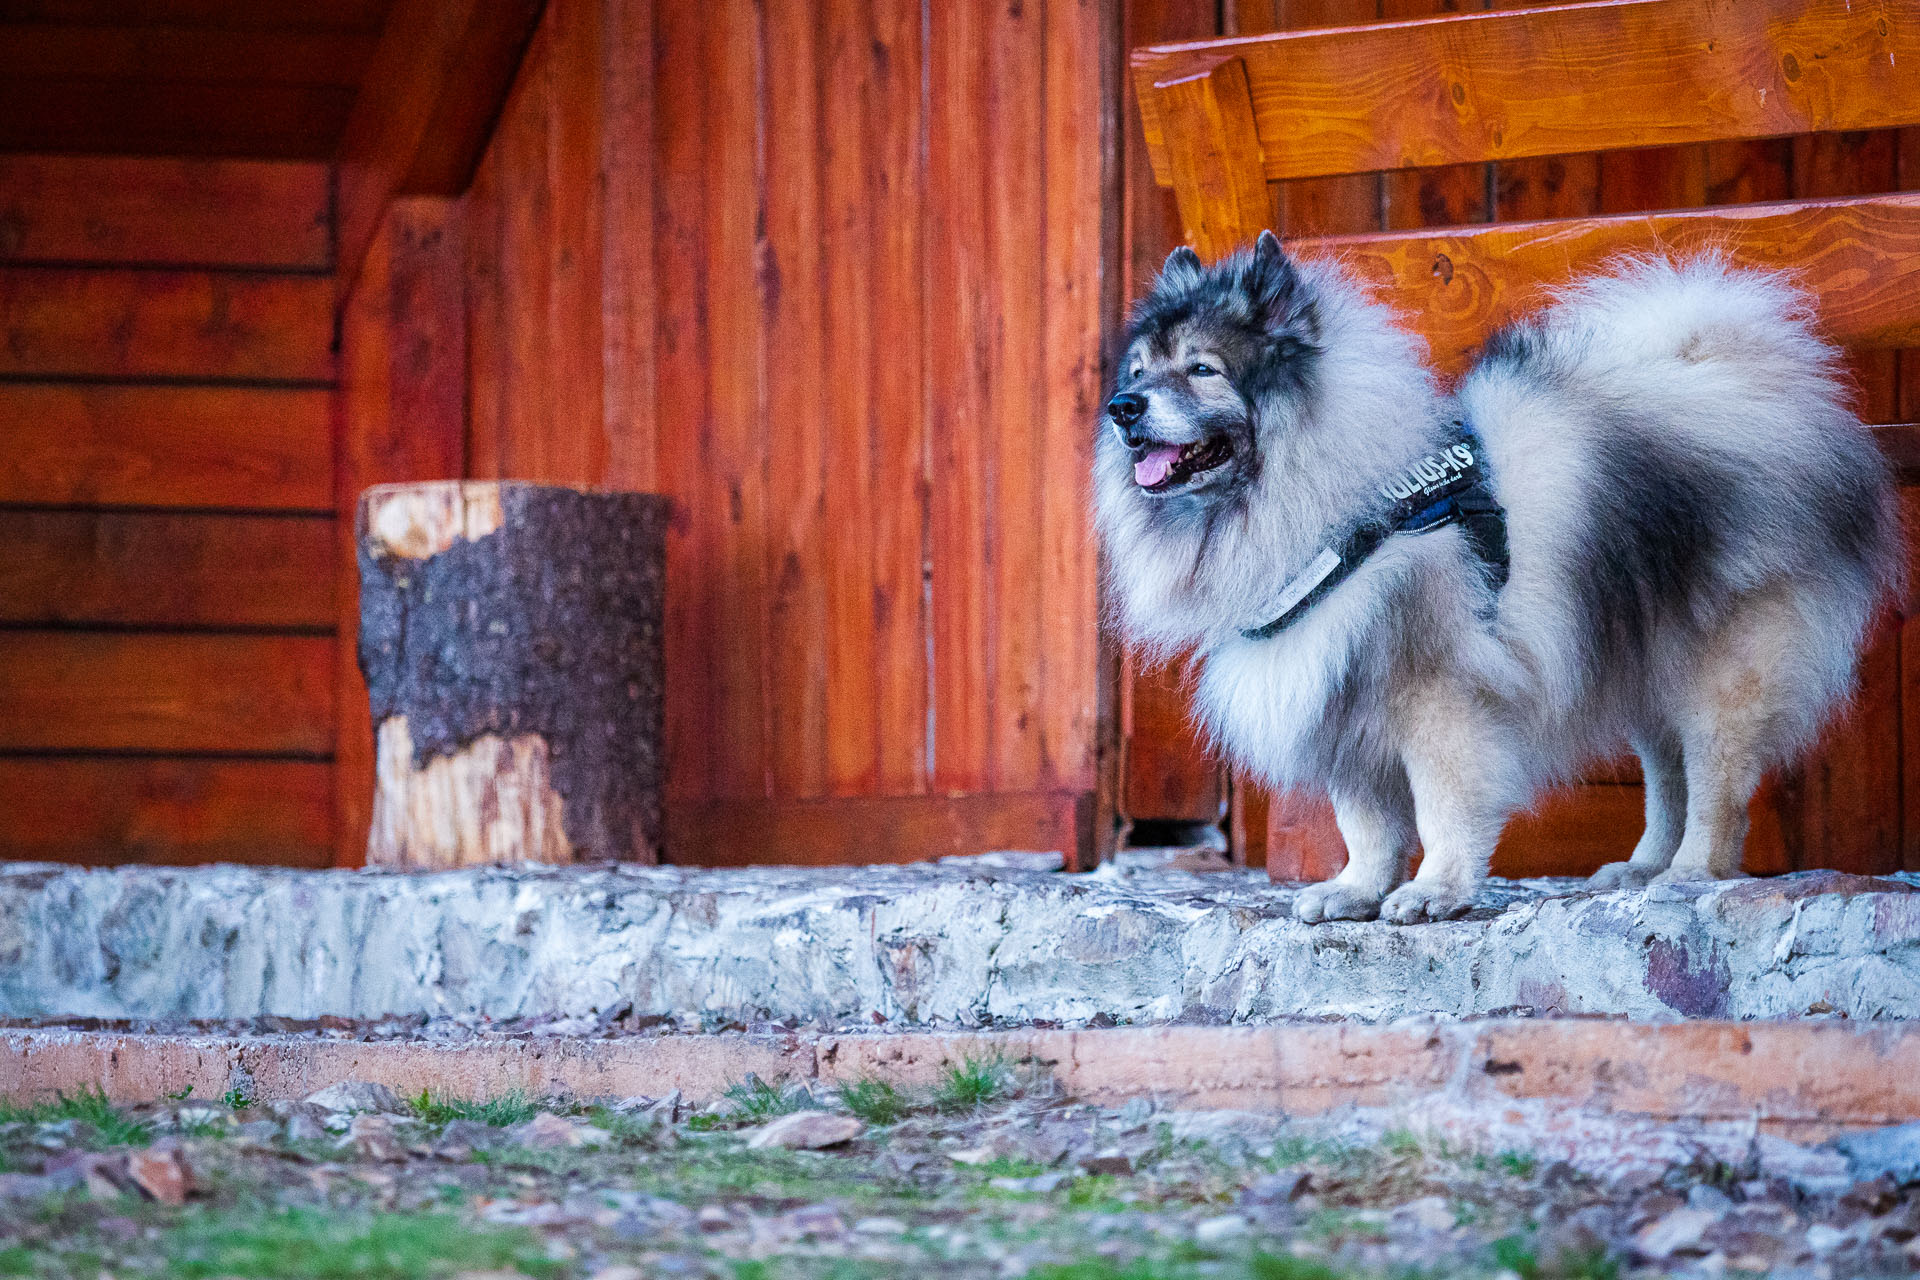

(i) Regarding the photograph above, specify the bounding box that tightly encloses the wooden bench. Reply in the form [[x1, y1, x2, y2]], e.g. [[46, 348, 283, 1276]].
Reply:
[[1131, 0, 1920, 879]]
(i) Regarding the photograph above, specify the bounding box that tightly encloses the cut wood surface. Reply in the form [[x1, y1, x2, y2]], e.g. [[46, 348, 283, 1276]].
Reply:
[[1135, 0, 1920, 186], [1304, 193, 1920, 371], [0, 268, 333, 381], [0, 384, 332, 510], [0, 156, 331, 270], [0, 633, 333, 755], [0, 758, 332, 866], [357, 481, 667, 867], [0, 511, 334, 629]]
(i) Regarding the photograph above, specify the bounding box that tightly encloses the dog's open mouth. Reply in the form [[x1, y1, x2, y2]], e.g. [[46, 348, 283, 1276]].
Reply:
[[1133, 437, 1231, 492]]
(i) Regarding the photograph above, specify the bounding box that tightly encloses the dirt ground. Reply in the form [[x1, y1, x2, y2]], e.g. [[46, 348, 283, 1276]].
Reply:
[[2, 1059, 1917, 1279]]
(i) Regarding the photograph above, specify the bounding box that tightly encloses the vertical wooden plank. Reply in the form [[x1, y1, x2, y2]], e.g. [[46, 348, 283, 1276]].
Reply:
[[766, 0, 832, 798], [653, 0, 716, 815], [602, 0, 659, 494], [496, 14, 555, 479], [465, 134, 507, 480], [1488, 0, 1596, 223], [1788, 129, 1901, 874], [1379, 0, 1487, 232], [705, 0, 771, 798], [545, 0, 609, 485], [1796, 130, 1900, 423], [1041, 0, 1111, 800], [1901, 487, 1920, 871], [987, 0, 1047, 791], [1229, 0, 1377, 877], [1228, 0, 1380, 240], [870, 0, 931, 796], [927, 0, 992, 792], [1118, 0, 1228, 836], [334, 197, 467, 867], [1151, 58, 1272, 260], [817, 0, 882, 796]]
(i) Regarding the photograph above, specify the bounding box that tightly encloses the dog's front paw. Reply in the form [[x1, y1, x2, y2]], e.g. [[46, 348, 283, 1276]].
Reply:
[[1380, 880, 1475, 924], [1588, 860, 1657, 891], [1294, 880, 1385, 923]]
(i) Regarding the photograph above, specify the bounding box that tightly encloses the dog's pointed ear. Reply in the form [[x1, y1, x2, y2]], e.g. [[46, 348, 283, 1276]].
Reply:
[[1161, 245, 1203, 288], [1253, 229, 1285, 269], [1247, 230, 1306, 330]]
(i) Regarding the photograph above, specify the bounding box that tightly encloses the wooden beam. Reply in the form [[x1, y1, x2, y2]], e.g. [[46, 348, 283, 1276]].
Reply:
[[0, 156, 330, 270], [0, 759, 333, 867], [0, 633, 333, 756], [0, 384, 332, 510], [1136, 0, 1920, 187], [0, 268, 333, 382], [1300, 192, 1920, 372], [1154, 58, 1270, 260], [0, 511, 334, 630], [334, 0, 545, 306]]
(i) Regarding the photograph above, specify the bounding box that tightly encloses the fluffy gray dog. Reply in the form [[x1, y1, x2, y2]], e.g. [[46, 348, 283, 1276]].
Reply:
[[1095, 231, 1901, 924]]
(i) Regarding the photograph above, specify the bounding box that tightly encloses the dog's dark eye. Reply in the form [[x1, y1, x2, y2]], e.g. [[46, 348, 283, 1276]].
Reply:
[[1189, 363, 1218, 377], [1129, 367, 1142, 380]]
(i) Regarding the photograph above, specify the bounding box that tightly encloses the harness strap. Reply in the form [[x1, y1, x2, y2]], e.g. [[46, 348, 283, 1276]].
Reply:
[[1240, 420, 1509, 642]]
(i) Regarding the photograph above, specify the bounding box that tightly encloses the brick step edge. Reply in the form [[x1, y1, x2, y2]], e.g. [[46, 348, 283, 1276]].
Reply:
[[3, 1019, 1913, 1140]]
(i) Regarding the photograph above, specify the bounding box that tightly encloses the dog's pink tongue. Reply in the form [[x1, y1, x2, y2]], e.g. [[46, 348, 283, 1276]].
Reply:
[[1134, 445, 1181, 488]]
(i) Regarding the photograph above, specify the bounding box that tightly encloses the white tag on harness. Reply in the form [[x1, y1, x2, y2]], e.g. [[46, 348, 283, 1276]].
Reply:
[[1263, 546, 1341, 625]]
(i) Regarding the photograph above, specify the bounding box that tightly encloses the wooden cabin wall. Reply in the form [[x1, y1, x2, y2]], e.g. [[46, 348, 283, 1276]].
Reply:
[[1114, 0, 1920, 879], [0, 156, 338, 865], [335, 0, 1121, 865]]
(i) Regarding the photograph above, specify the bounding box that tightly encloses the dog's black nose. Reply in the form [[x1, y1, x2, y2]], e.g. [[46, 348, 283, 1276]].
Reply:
[[1107, 392, 1146, 437]]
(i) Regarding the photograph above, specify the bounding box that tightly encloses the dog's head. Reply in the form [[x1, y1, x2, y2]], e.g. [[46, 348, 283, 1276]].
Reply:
[[1101, 230, 1319, 509]]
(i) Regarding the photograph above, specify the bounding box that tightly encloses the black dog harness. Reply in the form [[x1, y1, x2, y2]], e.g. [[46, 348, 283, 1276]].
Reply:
[[1240, 420, 1509, 641]]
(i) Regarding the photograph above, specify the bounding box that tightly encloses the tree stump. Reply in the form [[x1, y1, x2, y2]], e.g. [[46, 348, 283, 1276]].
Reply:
[[356, 481, 668, 867]]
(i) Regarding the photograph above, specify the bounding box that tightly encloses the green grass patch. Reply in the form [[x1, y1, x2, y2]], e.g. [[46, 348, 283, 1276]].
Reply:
[[406, 1090, 538, 1130], [838, 1078, 910, 1126], [933, 1057, 1008, 1114], [582, 1104, 656, 1146], [1497, 1150, 1539, 1178], [163, 1207, 559, 1279], [688, 1075, 807, 1130], [0, 1087, 151, 1148]]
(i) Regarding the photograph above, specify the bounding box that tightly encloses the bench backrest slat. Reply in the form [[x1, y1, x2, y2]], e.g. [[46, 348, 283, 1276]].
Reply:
[[1301, 192, 1920, 371], [1135, 0, 1920, 188]]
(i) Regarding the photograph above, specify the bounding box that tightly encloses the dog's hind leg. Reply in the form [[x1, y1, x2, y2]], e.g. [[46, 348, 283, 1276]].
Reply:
[[1589, 730, 1687, 890], [1294, 768, 1417, 922], [1655, 592, 1814, 883]]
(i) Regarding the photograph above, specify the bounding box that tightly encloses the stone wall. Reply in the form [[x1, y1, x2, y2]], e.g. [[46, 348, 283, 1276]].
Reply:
[[2, 864, 1917, 1025]]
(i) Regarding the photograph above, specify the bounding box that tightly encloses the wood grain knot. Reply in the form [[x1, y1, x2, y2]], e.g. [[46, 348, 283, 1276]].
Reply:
[[1431, 254, 1455, 285], [1782, 52, 1801, 82]]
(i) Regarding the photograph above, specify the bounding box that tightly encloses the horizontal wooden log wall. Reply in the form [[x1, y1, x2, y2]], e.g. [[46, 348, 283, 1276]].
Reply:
[[1121, 0, 1920, 879], [436, 0, 1115, 865], [0, 155, 339, 866]]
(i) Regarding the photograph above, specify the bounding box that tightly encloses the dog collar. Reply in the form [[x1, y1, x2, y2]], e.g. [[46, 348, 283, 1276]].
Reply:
[[1240, 420, 1509, 641]]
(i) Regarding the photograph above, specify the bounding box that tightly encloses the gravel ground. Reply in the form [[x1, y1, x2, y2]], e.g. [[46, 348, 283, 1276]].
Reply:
[[4, 1062, 1920, 1279]]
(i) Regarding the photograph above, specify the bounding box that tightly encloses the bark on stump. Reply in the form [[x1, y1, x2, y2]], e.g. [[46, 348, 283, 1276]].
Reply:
[[357, 481, 668, 867]]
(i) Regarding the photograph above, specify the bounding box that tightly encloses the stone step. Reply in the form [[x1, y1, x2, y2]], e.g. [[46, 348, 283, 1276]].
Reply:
[[2, 863, 1917, 1025]]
